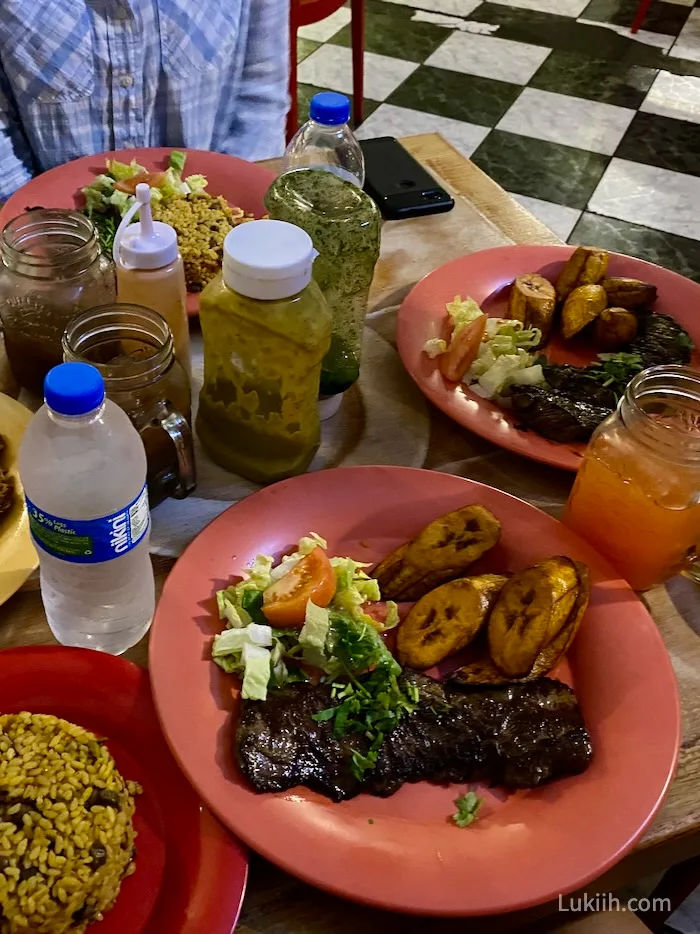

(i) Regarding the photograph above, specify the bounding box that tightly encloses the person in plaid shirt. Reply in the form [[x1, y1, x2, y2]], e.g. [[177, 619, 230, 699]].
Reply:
[[0, 0, 289, 200]]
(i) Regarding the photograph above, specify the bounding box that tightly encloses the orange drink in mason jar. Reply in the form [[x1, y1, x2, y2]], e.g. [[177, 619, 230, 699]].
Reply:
[[564, 366, 700, 591]]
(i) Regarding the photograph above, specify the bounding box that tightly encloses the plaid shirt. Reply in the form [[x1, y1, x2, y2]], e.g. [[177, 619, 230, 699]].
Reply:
[[0, 0, 289, 200]]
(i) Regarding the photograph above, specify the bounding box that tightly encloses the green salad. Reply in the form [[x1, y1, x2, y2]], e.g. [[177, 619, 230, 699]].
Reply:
[[211, 534, 411, 780], [81, 150, 208, 253]]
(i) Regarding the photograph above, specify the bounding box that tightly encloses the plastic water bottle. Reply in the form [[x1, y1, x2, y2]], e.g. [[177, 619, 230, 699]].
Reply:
[[282, 91, 365, 187], [19, 363, 155, 654]]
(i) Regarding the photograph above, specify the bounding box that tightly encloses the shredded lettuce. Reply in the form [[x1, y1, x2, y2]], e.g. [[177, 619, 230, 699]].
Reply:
[[445, 295, 484, 338], [169, 150, 187, 174], [299, 601, 332, 668], [106, 158, 145, 180], [185, 173, 208, 193], [211, 623, 274, 700], [424, 337, 447, 359], [462, 318, 545, 400], [107, 189, 134, 216]]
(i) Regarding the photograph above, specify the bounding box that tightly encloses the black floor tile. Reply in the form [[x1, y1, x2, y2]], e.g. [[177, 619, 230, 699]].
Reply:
[[471, 130, 610, 210], [331, 0, 449, 62], [297, 38, 320, 63], [387, 66, 522, 127], [580, 0, 691, 36], [530, 48, 657, 108], [569, 211, 700, 281], [616, 110, 700, 177]]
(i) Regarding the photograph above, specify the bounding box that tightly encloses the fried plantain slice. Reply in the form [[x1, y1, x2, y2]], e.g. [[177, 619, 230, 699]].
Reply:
[[396, 568, 462, 602], [529, 562, 590, 678], [508, 274, 556, 345], [488, 557, 579, 678], [373, 543, 409, 593], [556, 246, 609, 303], [405, 505, 501, 575], [592, 307, 638, 351], [398, 574, 508, 670], [561, 284, 608, 340]]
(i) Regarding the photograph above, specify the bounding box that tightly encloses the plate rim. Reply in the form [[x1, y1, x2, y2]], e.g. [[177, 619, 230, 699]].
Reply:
[[149, 465, 681, 917], [396, 243, 700, 472]]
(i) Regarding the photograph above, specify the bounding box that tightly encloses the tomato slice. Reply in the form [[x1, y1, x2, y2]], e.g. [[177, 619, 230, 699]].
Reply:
[[262, 548, 336, 628], [439, 315, 487, 382], [114, 171, 167, 194]]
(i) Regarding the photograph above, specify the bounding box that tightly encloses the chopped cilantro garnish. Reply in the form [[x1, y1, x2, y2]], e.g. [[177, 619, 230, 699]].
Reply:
[[585, 352, 644, 398], [452, 791, 483, 828]]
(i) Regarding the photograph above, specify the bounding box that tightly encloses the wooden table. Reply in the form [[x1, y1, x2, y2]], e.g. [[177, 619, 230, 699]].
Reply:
[[2, 133, 699, 933]]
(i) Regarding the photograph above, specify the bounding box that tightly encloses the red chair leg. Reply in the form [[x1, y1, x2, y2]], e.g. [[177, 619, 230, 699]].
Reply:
[[286, 12, 299, 142], [631, 0, 653, 34], [635, 855, 700, 933], [351, 0, 365, 126]]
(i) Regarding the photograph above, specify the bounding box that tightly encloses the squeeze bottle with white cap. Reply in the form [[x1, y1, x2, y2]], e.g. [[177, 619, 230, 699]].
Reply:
[[196, 219, 331, 483], [113, 183, 191, 379]]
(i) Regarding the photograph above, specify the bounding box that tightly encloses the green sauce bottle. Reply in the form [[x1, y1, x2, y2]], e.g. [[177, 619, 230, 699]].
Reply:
[[264, 168, 381, 403], [196, 220, 331, 483]]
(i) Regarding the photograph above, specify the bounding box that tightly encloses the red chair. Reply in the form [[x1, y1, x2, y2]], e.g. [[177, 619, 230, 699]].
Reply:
[[631, 0, 652, 32], [288, 0, 365, 142]]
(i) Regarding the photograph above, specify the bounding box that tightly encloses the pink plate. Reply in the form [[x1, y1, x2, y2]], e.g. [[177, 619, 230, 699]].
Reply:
[[0, 148, 274, 317], [149, 466, 680, 916], [0, 646, 248, 934], [397, 244, 700, 471]]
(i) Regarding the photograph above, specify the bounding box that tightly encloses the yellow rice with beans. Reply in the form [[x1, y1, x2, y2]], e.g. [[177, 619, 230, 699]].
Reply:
[[0, 712, 140, 934], [151, 193, 256, 293]]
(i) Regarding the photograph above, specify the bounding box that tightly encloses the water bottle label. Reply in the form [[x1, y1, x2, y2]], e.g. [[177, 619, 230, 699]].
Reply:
[[25, 484, 150, 564]]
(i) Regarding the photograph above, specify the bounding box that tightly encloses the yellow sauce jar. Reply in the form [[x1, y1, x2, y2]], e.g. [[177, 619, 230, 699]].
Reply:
[[196, 220, 331, 483]]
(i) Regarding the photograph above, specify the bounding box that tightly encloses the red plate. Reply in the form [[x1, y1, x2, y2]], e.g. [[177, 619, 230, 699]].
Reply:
[[0, 148, 274, 317], [397, 244, 700, 471], [149, 466, 680, 916], [0, 646, 248, 933]]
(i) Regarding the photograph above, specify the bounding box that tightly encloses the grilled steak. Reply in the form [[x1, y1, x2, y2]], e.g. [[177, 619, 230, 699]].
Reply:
[[628, 312, 692, 368], [510, 385, 613, 443], [236, 673, 593, 802], [543, 364, 618, 410]]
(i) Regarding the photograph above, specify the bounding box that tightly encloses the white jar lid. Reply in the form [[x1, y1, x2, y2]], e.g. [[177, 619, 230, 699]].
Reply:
[[222, 219, 317, 300]]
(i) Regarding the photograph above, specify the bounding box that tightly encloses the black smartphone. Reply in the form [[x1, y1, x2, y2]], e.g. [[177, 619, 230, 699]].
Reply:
[[360, 136, 455, 220]]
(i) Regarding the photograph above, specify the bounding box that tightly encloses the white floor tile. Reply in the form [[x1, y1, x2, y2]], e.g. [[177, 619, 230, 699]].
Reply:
[[298, 8, 352, 42], [411, 11, 499, 33], [356, 104, 490, 157], [670, 8, 700, 61], [489, 0, 589, 16], [298, 45, 418, 102], [497, 88, 635, 156], [641, 71, 700, 124], [380, 0, 483, 15], [588, 159, 700, 241], [510, 193, 581, 241], [425, 31, 551, 85], [577, 19, 674, 51], [665, 0, 694, 7]]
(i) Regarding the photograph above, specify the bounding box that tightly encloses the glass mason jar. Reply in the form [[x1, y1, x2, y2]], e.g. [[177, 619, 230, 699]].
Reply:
[[63, 304, 196, 506], [564, 365, 700, 591], [0, 209, 116, 396]]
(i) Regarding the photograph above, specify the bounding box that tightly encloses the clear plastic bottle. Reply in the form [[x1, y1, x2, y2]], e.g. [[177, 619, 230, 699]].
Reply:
[[19, 362, 155, 654], [267, 93, 380, 413], [282, 91, 365, 187]]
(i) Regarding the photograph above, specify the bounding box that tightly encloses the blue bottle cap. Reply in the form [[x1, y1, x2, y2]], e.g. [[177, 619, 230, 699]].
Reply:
[[309, 91, 350, 127], [44, 363, 106, 416]]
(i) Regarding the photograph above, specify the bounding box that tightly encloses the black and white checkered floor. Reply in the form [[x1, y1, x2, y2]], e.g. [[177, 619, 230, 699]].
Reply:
[[298, 0, 700, 285]]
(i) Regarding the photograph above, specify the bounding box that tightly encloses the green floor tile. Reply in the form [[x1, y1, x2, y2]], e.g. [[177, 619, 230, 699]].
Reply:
[[616, 112, 700, 178], [297, 38, 320, 63], [580, 0, 691, 36], [569, 212, 700, 282], [471, 130, 610, 210], [387, 66, 522, 127], [331, 0, 450, 63], [530, 49, 657, 109], [297, 83, 379, 129]]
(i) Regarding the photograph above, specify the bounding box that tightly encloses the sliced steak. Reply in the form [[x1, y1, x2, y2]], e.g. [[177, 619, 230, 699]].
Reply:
[[236, 673, 593, 801]]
